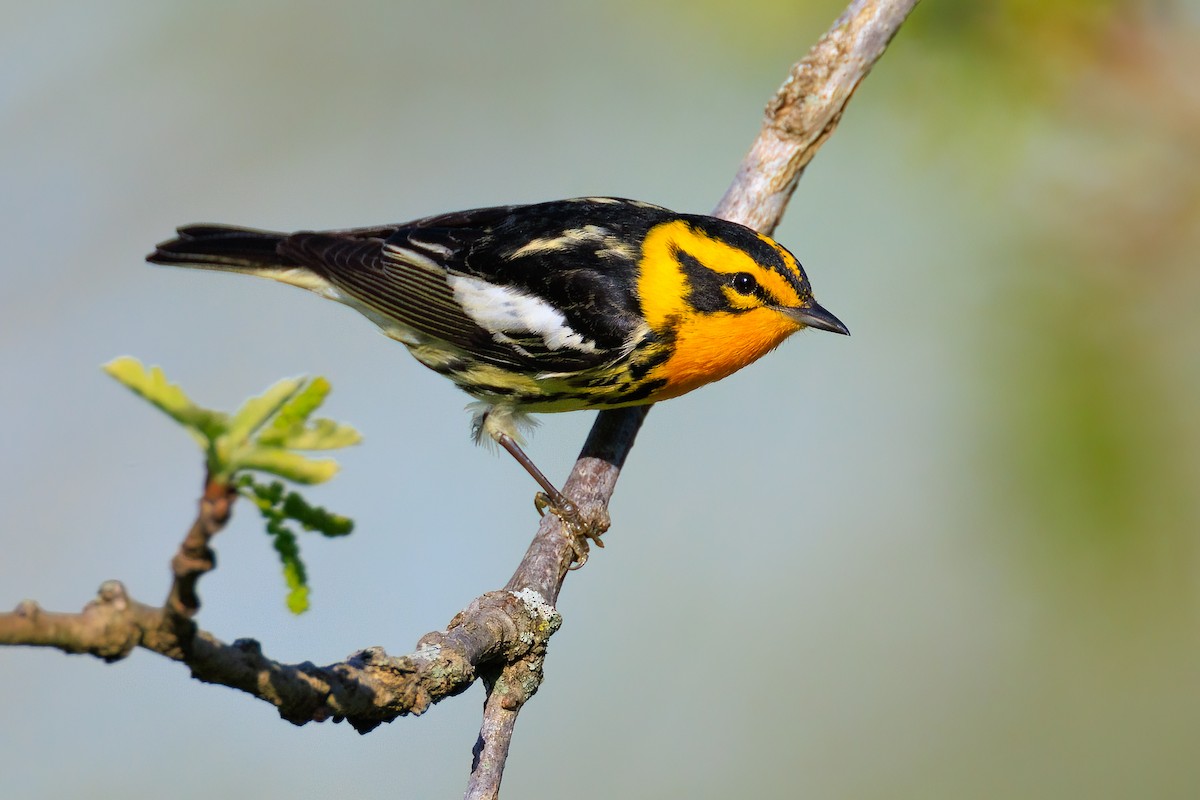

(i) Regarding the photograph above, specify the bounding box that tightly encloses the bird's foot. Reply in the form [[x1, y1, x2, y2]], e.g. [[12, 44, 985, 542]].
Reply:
[[534, 492, 610, 569]]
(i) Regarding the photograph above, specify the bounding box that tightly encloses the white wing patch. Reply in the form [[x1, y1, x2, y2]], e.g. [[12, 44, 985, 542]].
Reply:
[[507, 225, 613, 259], [446, 274, 599, 354]]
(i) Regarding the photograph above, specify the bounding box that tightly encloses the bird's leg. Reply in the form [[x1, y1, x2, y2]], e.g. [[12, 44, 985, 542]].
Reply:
[[494, 432, 607, 568]]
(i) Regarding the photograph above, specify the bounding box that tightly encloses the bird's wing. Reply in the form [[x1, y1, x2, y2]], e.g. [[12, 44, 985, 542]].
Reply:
[[279, 213, 618, 374]]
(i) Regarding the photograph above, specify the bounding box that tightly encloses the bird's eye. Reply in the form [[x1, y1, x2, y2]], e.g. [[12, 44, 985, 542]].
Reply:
[[731, 272, 757, 294]]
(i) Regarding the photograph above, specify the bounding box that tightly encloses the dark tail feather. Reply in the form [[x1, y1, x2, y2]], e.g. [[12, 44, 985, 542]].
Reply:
[[147, 224, 293, 272]]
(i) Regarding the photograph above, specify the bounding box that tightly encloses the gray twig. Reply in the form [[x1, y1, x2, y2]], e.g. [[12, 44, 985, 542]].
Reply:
[[466, 1, 920, 796]]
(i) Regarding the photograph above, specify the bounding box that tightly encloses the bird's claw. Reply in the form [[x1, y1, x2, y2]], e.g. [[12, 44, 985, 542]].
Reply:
[[534, 492, 610, 569]]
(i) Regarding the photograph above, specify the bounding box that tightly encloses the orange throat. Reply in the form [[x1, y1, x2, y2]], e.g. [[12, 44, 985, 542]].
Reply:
[[648, 308, 801, 401]]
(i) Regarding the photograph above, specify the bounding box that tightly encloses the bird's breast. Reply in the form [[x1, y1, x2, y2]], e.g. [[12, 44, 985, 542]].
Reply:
[[647, 308, 801, 401]]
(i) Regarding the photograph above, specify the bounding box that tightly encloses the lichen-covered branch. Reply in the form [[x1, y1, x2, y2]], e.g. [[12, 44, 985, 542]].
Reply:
[[0, 473, 561, 732], [0, 577, 560, 733]]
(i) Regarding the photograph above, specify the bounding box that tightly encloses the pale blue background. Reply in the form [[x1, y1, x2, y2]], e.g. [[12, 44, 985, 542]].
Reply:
[[3, 2, 1199, 798]]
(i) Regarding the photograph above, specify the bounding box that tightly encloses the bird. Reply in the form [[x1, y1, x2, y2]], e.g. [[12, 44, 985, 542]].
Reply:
[[149, 197, 848, 559]]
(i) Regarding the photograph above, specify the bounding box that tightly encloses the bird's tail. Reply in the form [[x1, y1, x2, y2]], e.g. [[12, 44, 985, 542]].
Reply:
[[147, 224, 294, 274]]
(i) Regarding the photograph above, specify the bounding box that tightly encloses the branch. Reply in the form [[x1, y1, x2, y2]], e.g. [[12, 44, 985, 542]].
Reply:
[[160, 474, 236, 647], [0, 471, 563, 732], [0, 574, 561, 733], [714, 0, 920, 233], [467, 1, 920, 795], [501, 0, 921, 610]]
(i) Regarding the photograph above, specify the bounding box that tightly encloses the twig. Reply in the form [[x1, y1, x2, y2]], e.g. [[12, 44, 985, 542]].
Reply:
[[715, 0, 920, 233], [0, 577, 561, 733], [465, 1, 920, 796], [157, 473, 237, 653], [0, 475, 563, 731]]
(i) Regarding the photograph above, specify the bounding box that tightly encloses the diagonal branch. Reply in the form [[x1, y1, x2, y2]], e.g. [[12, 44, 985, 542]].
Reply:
[[466, 1, 921, 796], [500, 0, 921, 609], [714, 0, 920, 233]]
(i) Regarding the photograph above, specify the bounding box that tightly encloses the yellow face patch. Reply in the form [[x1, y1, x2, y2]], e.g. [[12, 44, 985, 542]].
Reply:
[[637, 221, 694, 332], [635, 219, 808, 397], [637, 220, 806, 333]]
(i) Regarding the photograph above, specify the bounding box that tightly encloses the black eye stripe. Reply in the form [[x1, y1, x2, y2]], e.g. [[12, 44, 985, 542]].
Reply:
[[670, 245, 780, 313], [671, 247, 727, 312]]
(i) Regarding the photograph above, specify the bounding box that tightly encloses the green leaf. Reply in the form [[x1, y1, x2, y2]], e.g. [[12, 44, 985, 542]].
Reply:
[[238, 475, 285, 505], [257, 377, 362, 451], [237, 475, 355, 613], [103, 356, 228, 444], [281, 491, 354, 536], [234, 447, 340, 485], [257, 377, 328, 442], [269, 523, 310, 615], [224, 377, 305, 448], [284, 583, 310, 615], [265, 417, 363, 451], [107, 360, 359, 614]]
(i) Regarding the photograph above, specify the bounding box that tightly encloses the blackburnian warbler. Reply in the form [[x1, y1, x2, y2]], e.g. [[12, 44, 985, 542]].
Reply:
[[149, 197, 847, 551]]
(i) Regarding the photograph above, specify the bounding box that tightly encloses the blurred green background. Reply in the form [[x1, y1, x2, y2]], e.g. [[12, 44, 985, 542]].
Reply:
[[3, 1, 1198, 797]]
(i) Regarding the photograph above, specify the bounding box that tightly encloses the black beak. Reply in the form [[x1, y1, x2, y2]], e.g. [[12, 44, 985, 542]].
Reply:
[[782, 300, 850, 336]]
